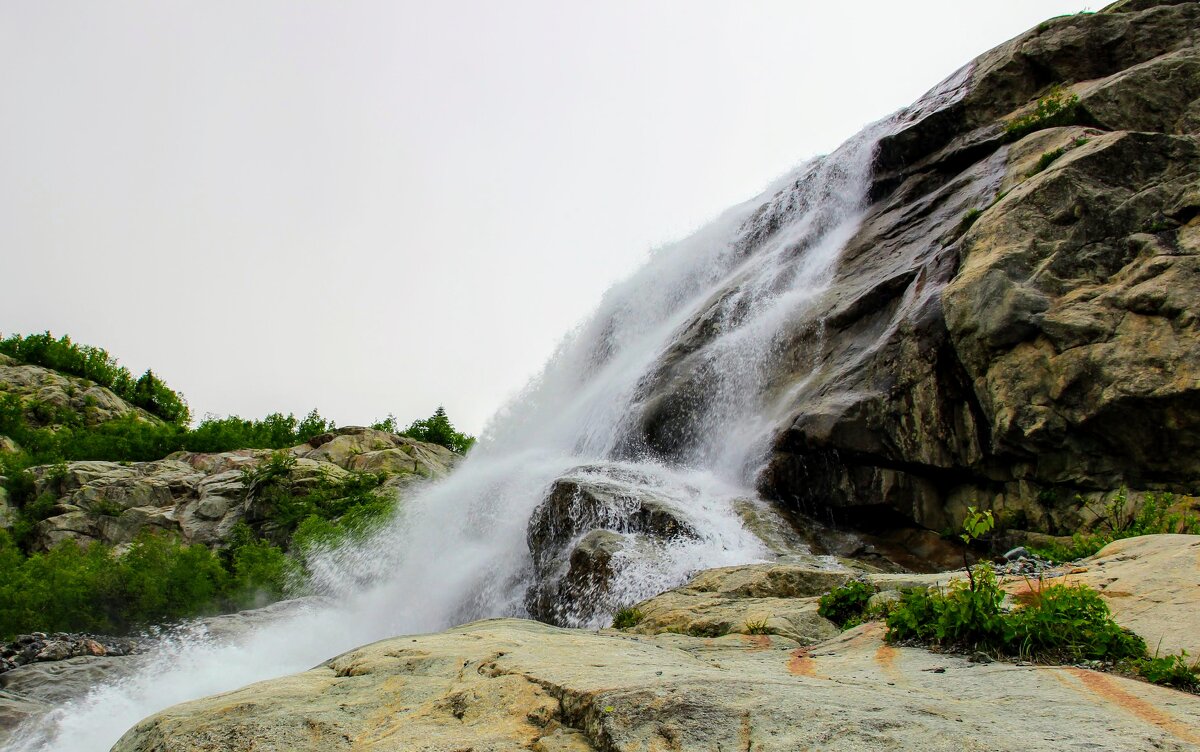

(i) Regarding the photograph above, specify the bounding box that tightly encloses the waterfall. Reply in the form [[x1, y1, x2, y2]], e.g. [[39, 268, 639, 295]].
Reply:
[[5, 118, 888, 752]]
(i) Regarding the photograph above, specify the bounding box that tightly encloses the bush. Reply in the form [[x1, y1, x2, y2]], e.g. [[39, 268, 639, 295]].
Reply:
[[818, 580, 876, 629], [1134, 653, 1200, 691], [884, 565, 1145, 663], [886, 508, 1147, 666], [1008, 581, 1145, 662], [184, 409, 333, 454], [886, 564, 1009, 648], [1029, 490, 1200, 563], [402, 406, 475, 454], [1029, 147, 1066, 176], [1004, 84, 1081, 141], [611, 607, 644, 629], [0, 527, 297, 639]]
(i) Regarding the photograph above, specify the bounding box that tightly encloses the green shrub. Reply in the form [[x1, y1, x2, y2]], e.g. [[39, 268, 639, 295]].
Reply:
[[402, 406, 475, 454], [1133, 652, 1200, 691], [611, 607, 644, 629], [229, 538, 299, 607], [884, 566, 1145, 663], [886, 564, 1008, 648], [184, 409, 333, 454], [961, 208, 984, 232], [744, 618, 774, 635], [1029, 489, 1200, 563], [1008, 581, 1145, 662], [818, 580, 875, 629], [0, 527, 297, 639], [1004, 85, 1081, 141], [1029, 147, 1066, 176]]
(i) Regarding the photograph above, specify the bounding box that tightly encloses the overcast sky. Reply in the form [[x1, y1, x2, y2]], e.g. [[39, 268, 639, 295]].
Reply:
[[1, 1, 1087, 435]]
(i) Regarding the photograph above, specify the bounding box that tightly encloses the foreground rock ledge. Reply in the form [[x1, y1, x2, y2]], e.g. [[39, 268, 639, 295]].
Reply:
[[115, 618, 1200, 752]]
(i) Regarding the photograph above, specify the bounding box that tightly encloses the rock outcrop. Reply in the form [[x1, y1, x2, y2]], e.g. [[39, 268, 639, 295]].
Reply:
[[619, 0, 1200, 539], [13, 427, 457, 552], [111, 535, 1200, 752], [0, 354, 159, 434]]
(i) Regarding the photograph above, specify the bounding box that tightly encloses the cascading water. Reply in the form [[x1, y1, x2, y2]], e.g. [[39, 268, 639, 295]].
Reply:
[[5, 117, 889, 752]]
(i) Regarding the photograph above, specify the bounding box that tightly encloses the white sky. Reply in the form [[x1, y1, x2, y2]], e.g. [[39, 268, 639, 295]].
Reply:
[[0, 1, 1087, 435]]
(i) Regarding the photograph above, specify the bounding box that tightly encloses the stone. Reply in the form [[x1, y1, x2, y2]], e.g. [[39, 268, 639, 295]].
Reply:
[[1004, 546, 1030, 561], [604, 0, 1200, 541], [112, 618, 1200, 752], [624, 563, 849, 645], [33, 642, 72, 662], [19, 428, 458, 552], [524, 465, 702, 625], [0, 655, 131, 705], [0, 360, 157, 431]]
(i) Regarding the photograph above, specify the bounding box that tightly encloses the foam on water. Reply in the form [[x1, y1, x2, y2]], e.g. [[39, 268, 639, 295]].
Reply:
[[4, 119, 888, 752]]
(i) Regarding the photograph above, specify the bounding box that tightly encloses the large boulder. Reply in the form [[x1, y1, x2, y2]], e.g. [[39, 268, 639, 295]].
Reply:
[[523, 465, 702, 626]]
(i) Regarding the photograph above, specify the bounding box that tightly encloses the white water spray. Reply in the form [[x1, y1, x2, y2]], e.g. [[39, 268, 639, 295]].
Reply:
[[5, 120, 888, 752]]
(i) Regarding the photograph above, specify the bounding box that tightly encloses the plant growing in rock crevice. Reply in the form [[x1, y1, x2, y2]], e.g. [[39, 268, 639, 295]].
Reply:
[[611, 607, 643, 630], [1004, 84, 1082, 141]]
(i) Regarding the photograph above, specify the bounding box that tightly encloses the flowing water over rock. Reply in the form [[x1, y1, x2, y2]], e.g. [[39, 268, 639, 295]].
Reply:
[[5, 119, 888, 751]]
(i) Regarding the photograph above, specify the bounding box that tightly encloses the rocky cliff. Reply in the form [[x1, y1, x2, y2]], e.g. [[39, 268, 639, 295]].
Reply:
[[621, 0, 1200, 540]]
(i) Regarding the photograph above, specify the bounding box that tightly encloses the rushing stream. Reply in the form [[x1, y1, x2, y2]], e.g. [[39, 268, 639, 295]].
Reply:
[[6, 116, 890, 752]]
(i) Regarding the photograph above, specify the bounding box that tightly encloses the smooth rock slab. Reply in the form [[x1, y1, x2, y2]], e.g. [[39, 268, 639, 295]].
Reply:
[[112, 618, 1200, 752]]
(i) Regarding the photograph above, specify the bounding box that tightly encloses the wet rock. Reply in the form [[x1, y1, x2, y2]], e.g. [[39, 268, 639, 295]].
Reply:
[[717, 1, 1200, 539], [113, 617, 1200, 752], [524, 466, 701, 626]]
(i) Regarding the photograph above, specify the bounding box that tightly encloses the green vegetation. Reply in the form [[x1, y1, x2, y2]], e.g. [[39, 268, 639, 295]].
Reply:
[[879, 510, 1200, 692], [1004, 84, 1082, 142], [0, 332, 479, 638], [1133, 652, 1200, 691], [242, 451, 398, 551], [744, 618, 775, 635], [611, 607, 644, 630], [818, 580, 876, 629], [398, 406, 475, 454], [0, 528, 294, 637], [1029, 147, 1066, 175], [960, 207, 984, 232], [0, 453, 397, 638], [885, 564, 1146, 663], [1027, 137, 1090, 177], [185, 409, 333, 453], [1028, 490, 1200, 563], [0, 331, 189, 424]]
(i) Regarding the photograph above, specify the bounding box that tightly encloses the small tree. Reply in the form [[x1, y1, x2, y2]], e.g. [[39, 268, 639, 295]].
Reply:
[[403, 406, 475, 454]]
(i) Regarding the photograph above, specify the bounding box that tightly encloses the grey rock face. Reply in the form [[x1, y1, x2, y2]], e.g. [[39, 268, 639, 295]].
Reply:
[[615, 0, 1200, 538]]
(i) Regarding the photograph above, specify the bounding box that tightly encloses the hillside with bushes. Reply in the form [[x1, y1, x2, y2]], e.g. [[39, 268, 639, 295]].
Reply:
[[0, 331, 474, 638]]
